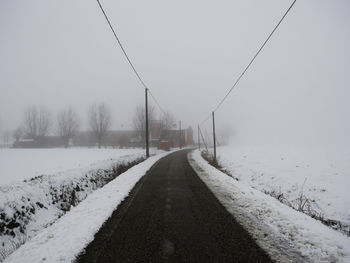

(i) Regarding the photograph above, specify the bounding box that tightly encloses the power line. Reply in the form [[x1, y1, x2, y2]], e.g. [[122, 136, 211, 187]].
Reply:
[[96, 0, 165, 115], [148, 89, 166, 116], [96, 0, 147, 90], [200, 113, 211, 126], [212, 0, 297, 113]]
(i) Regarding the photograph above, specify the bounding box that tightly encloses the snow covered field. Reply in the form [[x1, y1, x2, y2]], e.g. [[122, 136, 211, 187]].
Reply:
[[3, 152, 170, 263], [0, 148, 146, 185], [0, 147, 162, 261], [189, 150, 350, 263], [214, 145, 350, 233]]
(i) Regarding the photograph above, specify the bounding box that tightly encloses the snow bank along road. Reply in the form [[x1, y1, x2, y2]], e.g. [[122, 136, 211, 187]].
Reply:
[[3, 152, 169, 263], [4, 149, 349, 262], [215, 145, 350, 234], [77, 149, 271, 263], [189, 150, 350, 263]]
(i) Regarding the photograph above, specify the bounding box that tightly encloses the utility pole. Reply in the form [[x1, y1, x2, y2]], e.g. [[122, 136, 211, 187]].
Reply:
[[145, 88, 149, 158], [179, 120, 182, 149], [198, 125, 200, 150], [212, 111, 216, 162], [198, 126, 208, 152]]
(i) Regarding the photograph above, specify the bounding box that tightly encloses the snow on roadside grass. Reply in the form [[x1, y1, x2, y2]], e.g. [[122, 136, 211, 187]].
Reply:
[[0, 148, 146, 185], [0, 149, 161, 261], [189, 150, 350, 263], [215, 145, 350, 235], [3, 152, 170, 263]]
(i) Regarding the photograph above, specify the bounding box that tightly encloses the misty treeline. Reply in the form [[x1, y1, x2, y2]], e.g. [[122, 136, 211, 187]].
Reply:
[[2, 102, 176, 149], [8, 103, 111, 148]]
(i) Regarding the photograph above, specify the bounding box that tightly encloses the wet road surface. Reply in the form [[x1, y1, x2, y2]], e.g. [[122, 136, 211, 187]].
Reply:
[[77, 150, 272, 263]]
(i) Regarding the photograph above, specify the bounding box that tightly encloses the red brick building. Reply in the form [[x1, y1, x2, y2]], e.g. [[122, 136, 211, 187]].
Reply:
[[150, 120, 194, 150]]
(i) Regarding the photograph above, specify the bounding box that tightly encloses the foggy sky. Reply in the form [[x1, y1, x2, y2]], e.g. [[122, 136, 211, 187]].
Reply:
[[1, 0, 349, 147]]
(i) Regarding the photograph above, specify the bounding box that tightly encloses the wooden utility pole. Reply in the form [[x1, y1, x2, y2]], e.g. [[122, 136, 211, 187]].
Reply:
[[198, 125, 200, 150], [212, 111, 216, 162], [145, 88, 150, 158], [198, 126, 208, 152], [179, 120, 182, 149]]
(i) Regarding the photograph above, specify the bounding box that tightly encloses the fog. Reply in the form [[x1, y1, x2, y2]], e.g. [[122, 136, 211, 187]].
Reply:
[[1, 0, 349, 148]]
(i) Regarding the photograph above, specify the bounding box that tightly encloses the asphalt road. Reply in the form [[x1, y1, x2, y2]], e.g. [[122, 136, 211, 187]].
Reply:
[[77, 150, 272, 263]]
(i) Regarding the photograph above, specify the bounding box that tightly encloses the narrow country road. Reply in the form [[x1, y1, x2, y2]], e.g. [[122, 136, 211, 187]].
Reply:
[[77, 150, 272, 263]]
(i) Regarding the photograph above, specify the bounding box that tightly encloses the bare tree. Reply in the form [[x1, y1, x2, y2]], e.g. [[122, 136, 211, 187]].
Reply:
[[23, 106, 37, 138], [0, 118, 11, 148], [1, 130, 10, 148], [132, 104, 155, 147], [23, 106, 51, 139], [57, 107, 80, 148], [88, 103, 111, 148], [160, 111, 175, 139], [37, 107, 51, 137], [12, 126, 23, 142]]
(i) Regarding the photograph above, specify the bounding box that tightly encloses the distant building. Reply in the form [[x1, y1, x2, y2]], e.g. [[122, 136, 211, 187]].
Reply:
[[73, 130, 139, 148], [11, 121, 194, 150], [150, 120, 162, 146], [149, 120, 194, 150], [13, 137, 66, 148], [105, 130, 140, 148]]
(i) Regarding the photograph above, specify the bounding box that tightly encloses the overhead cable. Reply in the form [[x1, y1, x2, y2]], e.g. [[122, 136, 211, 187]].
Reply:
[[96, 0, 165, 115], [212, 0, 297, 113]]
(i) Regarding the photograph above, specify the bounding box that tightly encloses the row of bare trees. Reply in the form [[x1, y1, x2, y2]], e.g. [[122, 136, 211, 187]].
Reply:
[[21, 106, 53, 139], [14, 103, 111, 148], [10, 102, 175, 149]]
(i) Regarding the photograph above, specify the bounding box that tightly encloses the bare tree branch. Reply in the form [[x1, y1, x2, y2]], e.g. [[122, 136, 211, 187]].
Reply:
[[12, 126, 23, 142], [57, 107, 80, 148], [23, 106, 51, 139], [160, 111, 175, 140], [132, 104, 155, 147], [88, 103, 112, 148]]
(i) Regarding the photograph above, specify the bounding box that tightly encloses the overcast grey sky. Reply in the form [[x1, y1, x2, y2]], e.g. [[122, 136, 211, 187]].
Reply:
[[0, 0, 349, 147]]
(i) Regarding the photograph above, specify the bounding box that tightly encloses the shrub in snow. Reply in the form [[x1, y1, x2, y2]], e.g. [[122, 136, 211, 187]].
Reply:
[[201, 150, 350, 237], [263, 185, 350, 236], [190, 150, 350, 263]]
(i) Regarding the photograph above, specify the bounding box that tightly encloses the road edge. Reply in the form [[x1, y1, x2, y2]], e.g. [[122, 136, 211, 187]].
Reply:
[[187, 150, 309, 263], [3, 151, 173, 263]]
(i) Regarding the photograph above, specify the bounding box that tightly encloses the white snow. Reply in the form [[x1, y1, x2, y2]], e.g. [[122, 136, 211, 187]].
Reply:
[[3, 151, 170, 263], [214, 145, 350, 230], [0, 148, 162, 261], [0, 148, 146, 185], [189, 150, 350, 263]]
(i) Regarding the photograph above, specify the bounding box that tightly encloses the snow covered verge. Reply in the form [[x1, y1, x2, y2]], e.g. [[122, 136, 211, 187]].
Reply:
[[2, 152, 170, 263], [214, 146, 350, 236], [189, 150, 350, 263], [0, 150, 155, 262], [0, 148, 146, 185]]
